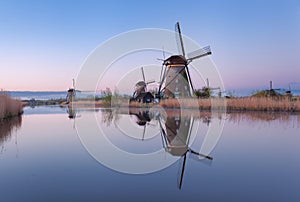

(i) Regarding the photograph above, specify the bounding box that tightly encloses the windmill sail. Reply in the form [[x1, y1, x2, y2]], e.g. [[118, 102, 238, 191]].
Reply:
[[141, 67, 146, 82], [187, 46, 211, 62], [175, 22, 186, 57]]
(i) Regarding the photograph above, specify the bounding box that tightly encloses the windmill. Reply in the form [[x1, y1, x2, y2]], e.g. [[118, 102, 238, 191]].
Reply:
[[196, 78, 221, 98], [130, 67, 155, 103], [157, 22, 212, 99], [66, 78, 76, 104]]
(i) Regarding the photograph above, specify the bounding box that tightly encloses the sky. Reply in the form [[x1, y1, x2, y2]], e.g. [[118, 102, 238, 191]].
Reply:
[[0, 0, 299, 91]]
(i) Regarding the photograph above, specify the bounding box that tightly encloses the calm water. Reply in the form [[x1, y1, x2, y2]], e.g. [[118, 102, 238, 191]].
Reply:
[[0, 106, 299, 202]]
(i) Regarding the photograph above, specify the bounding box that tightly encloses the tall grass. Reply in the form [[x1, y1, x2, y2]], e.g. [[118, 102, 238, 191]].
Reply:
[[69, 95, 300, 113], [226, 97, 299, 112], [0, 94, 23, 119], [126, 97, 300, 112]]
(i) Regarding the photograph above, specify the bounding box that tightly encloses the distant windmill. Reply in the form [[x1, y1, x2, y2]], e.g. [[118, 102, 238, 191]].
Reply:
[[66, 78, 76, 104], [157, 22, 212, 99], [130, 67, 155, 103]]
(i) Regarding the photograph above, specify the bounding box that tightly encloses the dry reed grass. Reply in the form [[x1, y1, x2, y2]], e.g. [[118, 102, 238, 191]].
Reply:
[[70, 96, 300, 113], [0, 94, 24, 119], [226, 97, 299, 112], [127, 97, 300, 112]]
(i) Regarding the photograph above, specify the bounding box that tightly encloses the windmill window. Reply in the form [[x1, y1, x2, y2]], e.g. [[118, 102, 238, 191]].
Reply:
[[175, 87, 179, 91], [184, 85, 188, 90], [175, 79, 178, 83]]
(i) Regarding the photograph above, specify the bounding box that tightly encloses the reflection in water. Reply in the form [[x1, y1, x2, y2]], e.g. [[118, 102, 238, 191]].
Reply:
[[129, 108, 153, 140], [0, 116, 22, 152], [158, 109, 213, 189], [102, 107, 215, 189], [67, 106, 77, 119], [101, 108, 120, 127], [102, 109, 300, 128], [228, 112, 300, 126], [99, 108, 300, 189]]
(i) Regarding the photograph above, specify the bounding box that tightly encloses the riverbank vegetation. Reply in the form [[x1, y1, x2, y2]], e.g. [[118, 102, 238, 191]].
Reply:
[[0, 94, 24, 119], [126, 97, 300, 112]]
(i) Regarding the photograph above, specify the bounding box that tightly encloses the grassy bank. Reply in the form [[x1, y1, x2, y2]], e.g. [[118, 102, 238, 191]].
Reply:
[[0, 94, 24, 119], [66, 96, 300, 113], [128, 97, 300, 112], [226, 97, 300, 112]]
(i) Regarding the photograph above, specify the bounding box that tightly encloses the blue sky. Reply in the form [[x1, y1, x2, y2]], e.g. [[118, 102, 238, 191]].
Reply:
[[0, 0, 299, 91]]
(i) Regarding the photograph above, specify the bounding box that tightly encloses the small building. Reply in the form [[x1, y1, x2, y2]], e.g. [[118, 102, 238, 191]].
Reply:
[[134, 92, 154, 103]]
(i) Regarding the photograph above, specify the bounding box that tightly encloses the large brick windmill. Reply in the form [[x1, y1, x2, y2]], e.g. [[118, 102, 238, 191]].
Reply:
[[158, 22, 212, 99]]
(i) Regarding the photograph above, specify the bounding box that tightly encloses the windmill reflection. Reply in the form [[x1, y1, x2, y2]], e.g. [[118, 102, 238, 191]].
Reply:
[[127, 107, 213, 189], [129, 108, 154, 140], [67, 106, 77, 119], [157, 109, 213, 189]]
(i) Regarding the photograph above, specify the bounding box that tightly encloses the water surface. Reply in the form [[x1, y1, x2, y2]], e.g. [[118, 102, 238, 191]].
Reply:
[[0, 107, 299, 201]]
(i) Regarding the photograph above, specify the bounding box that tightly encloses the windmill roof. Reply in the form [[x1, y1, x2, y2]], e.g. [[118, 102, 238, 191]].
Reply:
[[164, 55, 187, 66]]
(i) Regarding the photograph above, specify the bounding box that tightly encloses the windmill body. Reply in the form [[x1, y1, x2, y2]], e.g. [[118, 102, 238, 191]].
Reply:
[[164, 109, 192, 156], [164, 56, 191, 98]]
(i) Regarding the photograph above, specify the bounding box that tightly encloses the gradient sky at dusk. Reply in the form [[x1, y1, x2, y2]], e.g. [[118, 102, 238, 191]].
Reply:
[[0, 0, 299, 91]]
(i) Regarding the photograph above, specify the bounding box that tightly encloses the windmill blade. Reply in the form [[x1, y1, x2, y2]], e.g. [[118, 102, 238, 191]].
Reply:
[[178, 153, 187, 190], [188, 148, 213, 160], [175, 22, 186, 57], [158, 65, 169, 95], [185, 67, 195, 95], [142, 125, 146, 140], [189, 152, 213, 166], [187, 46, 212, 62], [159, 64, 164, 85], [141, 67, 146, 82], [146, 79, 155, 84], [158, 118, 169, 149]]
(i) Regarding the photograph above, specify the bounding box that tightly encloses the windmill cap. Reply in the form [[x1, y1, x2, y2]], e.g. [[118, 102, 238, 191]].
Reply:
[[164, 55, 187, 66], [135, 81, 147, 86]]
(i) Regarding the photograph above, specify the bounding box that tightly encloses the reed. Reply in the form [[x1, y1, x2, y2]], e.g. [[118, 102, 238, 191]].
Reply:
[[226, 97, 299, 112], [126, 97, 300, 112], [69, 95, 300, 113], [0, 94, 24, 119]]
